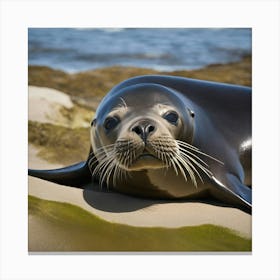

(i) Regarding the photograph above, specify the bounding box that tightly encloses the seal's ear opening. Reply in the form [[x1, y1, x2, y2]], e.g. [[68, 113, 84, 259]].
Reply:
[[187, 108, 195, 118], [91, 118, 97, 127]]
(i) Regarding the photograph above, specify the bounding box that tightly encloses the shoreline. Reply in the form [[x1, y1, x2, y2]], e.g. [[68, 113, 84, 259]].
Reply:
[[28, 55, 251, 106], [29, 54, 251, 75]]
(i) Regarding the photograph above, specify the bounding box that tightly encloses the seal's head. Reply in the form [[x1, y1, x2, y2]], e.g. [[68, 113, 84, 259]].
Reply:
[[89, 84, 197, 185]]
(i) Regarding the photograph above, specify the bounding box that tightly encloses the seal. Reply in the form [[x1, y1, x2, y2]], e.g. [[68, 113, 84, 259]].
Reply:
[[28, 75, 252, 211]]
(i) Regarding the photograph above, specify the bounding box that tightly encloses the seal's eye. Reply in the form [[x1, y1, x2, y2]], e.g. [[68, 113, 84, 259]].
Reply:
[[163, 111, 179, 125], [190, 110, 195, 118], [104, 116, 120, 131]]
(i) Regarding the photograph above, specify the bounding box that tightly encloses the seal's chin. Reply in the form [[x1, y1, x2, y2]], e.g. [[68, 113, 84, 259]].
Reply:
[[125, 152, 166, 171]]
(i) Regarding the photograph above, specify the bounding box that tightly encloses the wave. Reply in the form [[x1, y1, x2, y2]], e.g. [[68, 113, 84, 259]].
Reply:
[[100, 28, 125, 33], [73, 52, 178, 63], [29, 46, 74, 54]]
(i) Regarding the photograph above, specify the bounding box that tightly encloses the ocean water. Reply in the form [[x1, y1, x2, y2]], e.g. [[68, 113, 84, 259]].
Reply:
[[28, 28, 251, 73]]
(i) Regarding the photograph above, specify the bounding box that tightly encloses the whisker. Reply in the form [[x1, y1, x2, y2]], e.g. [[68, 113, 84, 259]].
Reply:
[[92, 153, 114, 180], [178, 148, 209, 167], [175, 154, 197, 187], [168, 156, 179, 175], [99, 158, 115, 188], [94, 144, 116, 153], [172, 157, 188, 182], [179, 153, 204, 183], [181, 153, 213, 178], [176, 140, 200, 151], [119, 97, 127, 109], [105, 160, 117, 187], [177, 140, 224, 165]]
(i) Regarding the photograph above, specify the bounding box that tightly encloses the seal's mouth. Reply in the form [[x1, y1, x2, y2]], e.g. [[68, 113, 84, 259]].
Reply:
[[126, 145, 166, 171], [138, 153, 157, 159], [137, 148, 158, 160]]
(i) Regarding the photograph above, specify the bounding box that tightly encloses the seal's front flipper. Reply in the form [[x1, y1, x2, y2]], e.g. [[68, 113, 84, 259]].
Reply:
[[28, 161, 92, 188], [227, 174, 252, 206], [28, 148, 95, 188], [210, 174, 252, 212]]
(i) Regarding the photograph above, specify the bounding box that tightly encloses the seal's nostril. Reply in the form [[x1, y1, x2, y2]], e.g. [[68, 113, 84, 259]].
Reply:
[[147, 125, 155, 133], [132, 122, 156, 141], [132, 126, 142, 135]]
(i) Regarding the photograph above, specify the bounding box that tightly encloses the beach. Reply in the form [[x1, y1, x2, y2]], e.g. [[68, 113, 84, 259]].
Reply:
[[28, 57, 252, 251]]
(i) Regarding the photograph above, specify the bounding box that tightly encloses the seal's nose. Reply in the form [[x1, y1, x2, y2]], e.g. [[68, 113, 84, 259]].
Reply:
[[132, 121, 156, 142]]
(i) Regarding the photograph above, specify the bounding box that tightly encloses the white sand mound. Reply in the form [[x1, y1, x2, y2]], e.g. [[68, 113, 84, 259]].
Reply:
[[28, 86, 92, 128], [28, 86, 73, 125]]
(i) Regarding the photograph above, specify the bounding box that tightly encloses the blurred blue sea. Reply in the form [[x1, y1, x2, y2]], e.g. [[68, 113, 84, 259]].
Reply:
[[28, 28, 251, 73]]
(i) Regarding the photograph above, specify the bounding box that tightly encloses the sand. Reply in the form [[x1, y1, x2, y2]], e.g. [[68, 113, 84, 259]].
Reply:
[[28, 86, 74, 125], [28, 86, 252, 238]]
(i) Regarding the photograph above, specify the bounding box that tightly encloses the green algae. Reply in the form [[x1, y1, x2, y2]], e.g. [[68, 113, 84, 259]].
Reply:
[[29, 195, 252, 252], [28, 56, 251, 103], [28, 121, 90, 165]]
